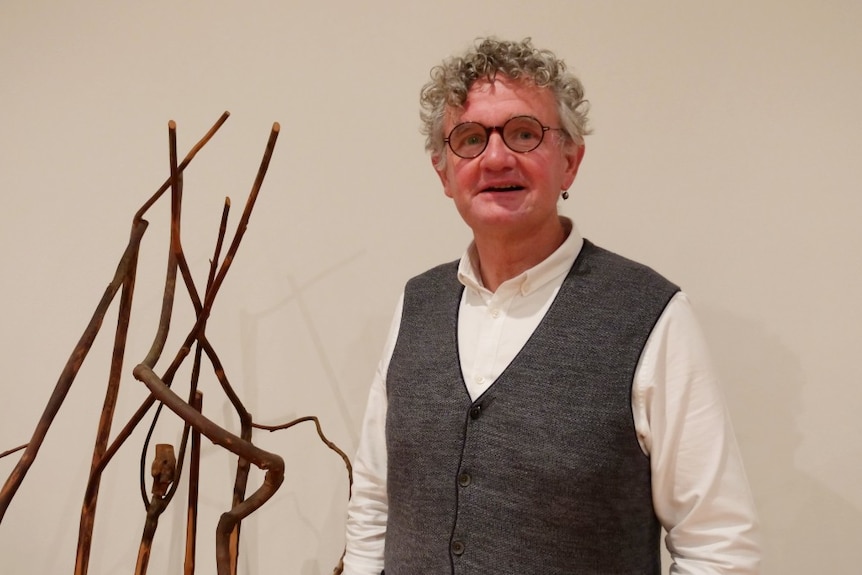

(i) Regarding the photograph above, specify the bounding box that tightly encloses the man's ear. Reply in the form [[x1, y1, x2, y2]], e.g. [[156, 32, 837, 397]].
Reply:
[[432, 155, 454, 198], [561, 143, 585, 191]]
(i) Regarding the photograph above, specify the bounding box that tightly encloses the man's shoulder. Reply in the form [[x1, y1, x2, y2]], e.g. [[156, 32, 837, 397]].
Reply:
[[579, 239, 679, 290], [405, 259, 460, 287]]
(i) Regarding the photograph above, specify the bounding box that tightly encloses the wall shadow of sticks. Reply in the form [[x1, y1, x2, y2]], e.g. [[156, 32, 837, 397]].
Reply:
[[697, 303, 862, 573]]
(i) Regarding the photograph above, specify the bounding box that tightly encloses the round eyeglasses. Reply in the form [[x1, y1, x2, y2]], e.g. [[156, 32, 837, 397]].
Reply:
[[443, 115, 562, 159]]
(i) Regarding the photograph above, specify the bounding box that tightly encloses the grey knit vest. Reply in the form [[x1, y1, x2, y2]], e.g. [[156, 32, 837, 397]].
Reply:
[[384, 240, 679, 575]]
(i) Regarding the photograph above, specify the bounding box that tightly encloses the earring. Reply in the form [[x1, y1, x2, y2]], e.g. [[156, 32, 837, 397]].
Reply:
[[561, 191, 569, 200]]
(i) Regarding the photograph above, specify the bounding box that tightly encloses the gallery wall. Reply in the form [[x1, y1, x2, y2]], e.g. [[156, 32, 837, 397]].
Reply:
[[1, 1, 860, 573]]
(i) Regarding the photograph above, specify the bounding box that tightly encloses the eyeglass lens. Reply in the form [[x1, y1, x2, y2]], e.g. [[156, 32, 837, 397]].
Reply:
[[447, 116, 548, 159]]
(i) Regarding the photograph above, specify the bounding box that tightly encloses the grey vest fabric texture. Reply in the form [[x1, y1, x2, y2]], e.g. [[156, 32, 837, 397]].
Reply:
[[384, 239, 680, 575]]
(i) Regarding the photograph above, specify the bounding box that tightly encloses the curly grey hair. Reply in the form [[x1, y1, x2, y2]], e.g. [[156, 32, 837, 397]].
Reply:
[[420, 37, 591, 167]]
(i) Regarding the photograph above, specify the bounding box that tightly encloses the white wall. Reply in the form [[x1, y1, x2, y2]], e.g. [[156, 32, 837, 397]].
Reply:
[[1, 1, 860, 573]]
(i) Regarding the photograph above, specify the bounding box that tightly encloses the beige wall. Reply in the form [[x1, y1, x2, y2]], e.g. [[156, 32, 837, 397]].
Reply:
[[1, 1, 860, 573]]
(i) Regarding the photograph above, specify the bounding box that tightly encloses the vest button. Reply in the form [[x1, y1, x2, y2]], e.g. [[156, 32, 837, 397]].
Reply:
[[469, 405, 482, 419], [458, 472, 472, 487], [451, 540, 465, 556]]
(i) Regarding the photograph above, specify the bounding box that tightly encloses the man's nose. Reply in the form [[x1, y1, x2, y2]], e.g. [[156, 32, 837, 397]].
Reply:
[[481, 129, 514, 167]]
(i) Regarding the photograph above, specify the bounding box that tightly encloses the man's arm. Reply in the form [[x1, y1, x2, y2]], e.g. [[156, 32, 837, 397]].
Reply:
[[634, 292, 761, 574], [342, 296, 403, 575]]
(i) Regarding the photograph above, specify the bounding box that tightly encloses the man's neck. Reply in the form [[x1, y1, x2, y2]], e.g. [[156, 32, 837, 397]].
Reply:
[[473, 219, 568, 292]]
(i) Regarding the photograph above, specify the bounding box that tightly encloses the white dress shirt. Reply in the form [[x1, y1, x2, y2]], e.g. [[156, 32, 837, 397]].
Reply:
[[343, 219, 760, 574]]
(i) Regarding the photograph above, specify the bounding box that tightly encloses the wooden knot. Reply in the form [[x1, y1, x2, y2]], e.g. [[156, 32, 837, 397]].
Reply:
[[150, 444, 177, 498]]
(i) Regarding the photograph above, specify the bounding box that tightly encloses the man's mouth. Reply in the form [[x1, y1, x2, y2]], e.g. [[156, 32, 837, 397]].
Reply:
[[482, 185, 525, 193]]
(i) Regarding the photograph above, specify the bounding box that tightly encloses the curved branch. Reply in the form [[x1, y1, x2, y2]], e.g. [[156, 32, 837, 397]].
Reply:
[[133, 364, 284, 575], [254, 416, 352, 575], [254, 416, 353, 497]]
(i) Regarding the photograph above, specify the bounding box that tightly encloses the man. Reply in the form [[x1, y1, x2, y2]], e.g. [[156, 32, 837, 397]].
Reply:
[[344, 37, 760, 574]]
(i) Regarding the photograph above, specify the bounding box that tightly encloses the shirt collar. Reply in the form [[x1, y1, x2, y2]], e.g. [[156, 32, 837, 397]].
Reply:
[[457, 217, 584, 296]]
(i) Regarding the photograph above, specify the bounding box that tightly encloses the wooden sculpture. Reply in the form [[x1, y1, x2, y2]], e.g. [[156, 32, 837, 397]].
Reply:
[[0, 113, 351, 575]]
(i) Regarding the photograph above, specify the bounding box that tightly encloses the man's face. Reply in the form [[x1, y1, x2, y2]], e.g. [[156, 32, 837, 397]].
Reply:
[[433, 76, 584, 241]]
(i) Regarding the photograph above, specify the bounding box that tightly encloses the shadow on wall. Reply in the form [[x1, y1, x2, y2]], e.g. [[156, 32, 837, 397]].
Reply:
[[697, 305, 862, 574]]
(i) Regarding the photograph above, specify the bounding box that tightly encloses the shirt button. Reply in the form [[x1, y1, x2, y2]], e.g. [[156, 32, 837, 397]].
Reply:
[[458, 473, 472, 487], [469, 405, 482, 419], [451, 540, 465, 556], [490, 308, 500, 318]]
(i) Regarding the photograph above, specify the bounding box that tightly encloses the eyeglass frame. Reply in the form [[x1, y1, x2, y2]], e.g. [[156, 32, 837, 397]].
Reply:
[[442, 115, 566, 159]]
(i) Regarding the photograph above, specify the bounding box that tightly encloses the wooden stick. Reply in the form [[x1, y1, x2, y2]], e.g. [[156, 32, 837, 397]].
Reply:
[[74, 229, 141, 575], [0, 218, 148, 522], [141, 120, 183, 369], [0, 445, 27, 460], [184, 391, 203, 575], [203, 123, 280, 315], [134, 489, 170, 575]]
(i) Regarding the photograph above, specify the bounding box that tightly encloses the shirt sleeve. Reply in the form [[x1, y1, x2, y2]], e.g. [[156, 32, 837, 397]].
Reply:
[[342, 295, 402, 575], [633, 292, 761, 574]]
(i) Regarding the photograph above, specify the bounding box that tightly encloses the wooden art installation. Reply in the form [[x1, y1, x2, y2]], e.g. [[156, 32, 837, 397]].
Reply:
[[0, 112, 352, 575]]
